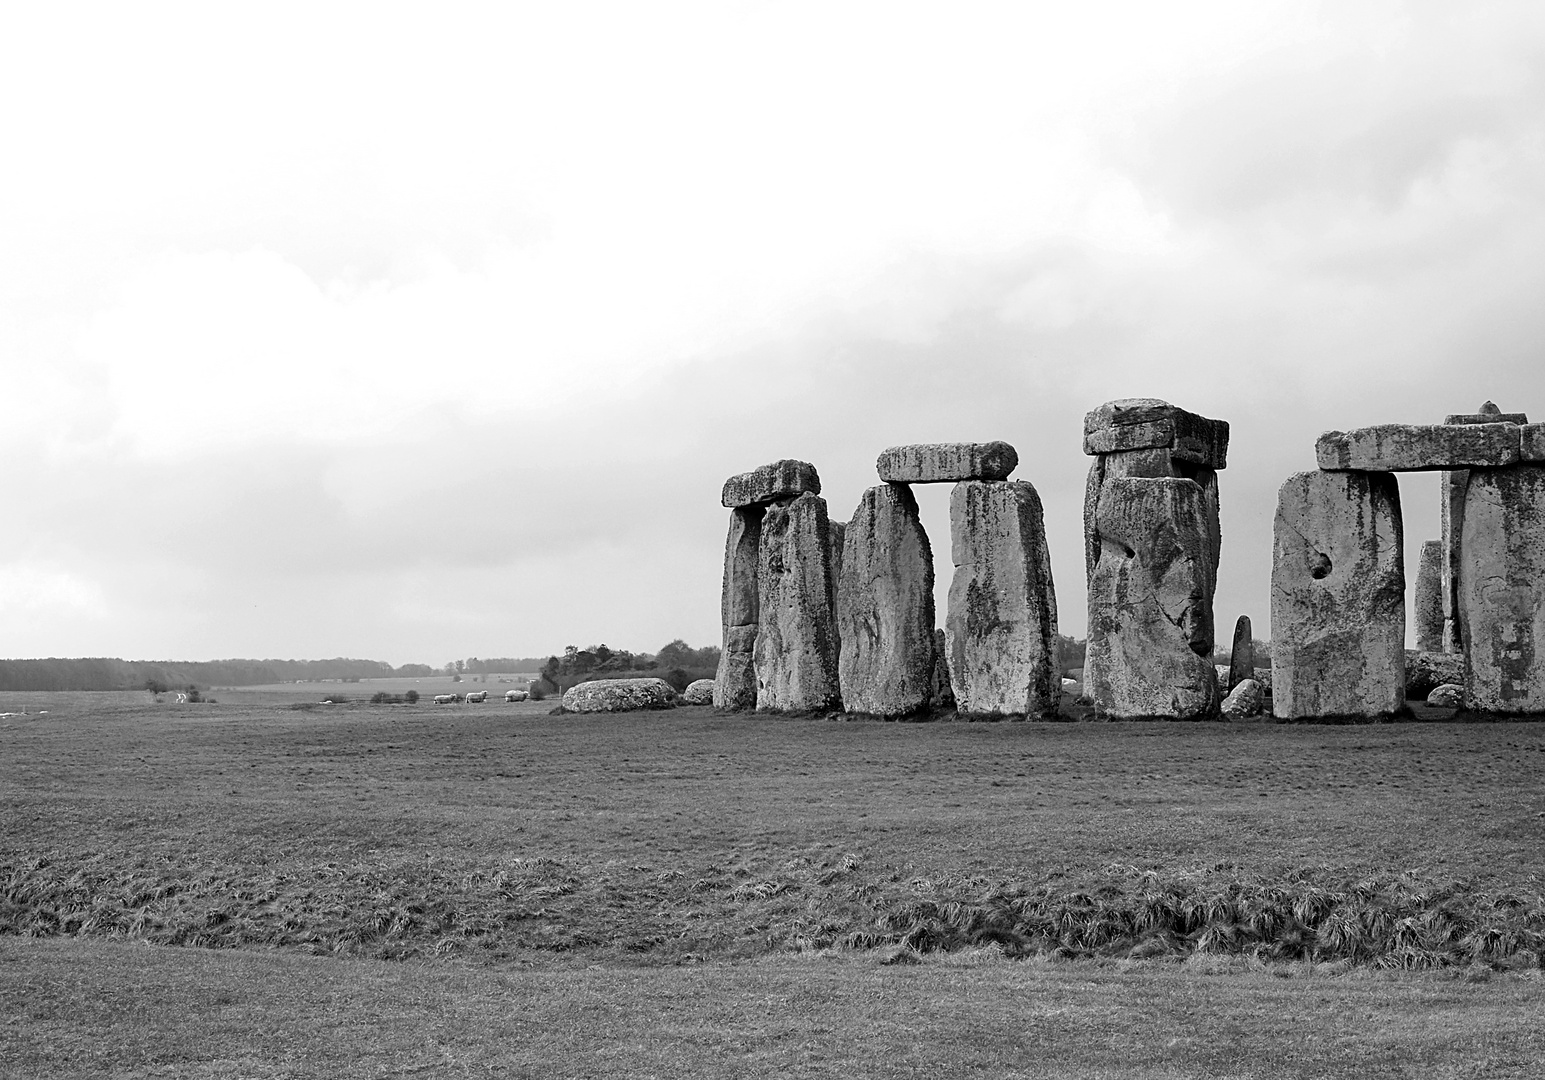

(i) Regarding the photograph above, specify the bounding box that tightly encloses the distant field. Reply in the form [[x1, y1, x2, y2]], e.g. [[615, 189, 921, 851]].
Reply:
[[3, 701, 1545, 1075], [211, 672, 538, 705]]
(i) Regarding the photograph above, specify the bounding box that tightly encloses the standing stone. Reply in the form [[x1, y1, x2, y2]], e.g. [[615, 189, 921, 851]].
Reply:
[[1413, 539, 1444, 653], [1271, 470, 1405, 720], [1439, 405, 1527, 654], [1085, 477, 1218, 719], [1457, 465, 1545, 713], [946, 480, 1059, 718], [1227, 616, 1253, 692], [754, 492, 841, 712], [713, 507, 763, 710], [836, 484, 935, 717]]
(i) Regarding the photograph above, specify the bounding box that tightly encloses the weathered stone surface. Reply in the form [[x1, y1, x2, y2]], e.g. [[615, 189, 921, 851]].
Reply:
[[828, 520, 846, 596], [1316, 423, 1521, 472], [1458, 465, 1545, 713], [1228, 616, 1253, 691], [1521, 423, 1545, 462], [1084, 448, 1220, 592], [1414, 539, 1445, 653], [682, 679, 715, 705], [930, 628, 955, 709], [1426, 684, 1464, 709], [754, 492, 841, 712], [835, 484, 935, 717], [1085, 477, 1219, 719], [1221, 678, 1264, 720], [713, 507, 763, 710], [1082, 398, 1229, 469], [945, 480, 1059, 718], [1271, 470, 1405, 719], [562, 678, 677, 713], [1445, 401, 1526, 426], [721, 459, 821, 509], [876, 442, 1018, 484], [504, 689, 529, 702], [1405, 650, 1464, 700]]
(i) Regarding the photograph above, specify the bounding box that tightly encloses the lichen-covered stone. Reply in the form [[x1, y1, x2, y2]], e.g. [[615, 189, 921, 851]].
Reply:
[[1441, 469, 1469, 653], [713, 507, 763, 710], [721, 459, 821, 509], [1316, 423, 1521, 472], [876, 442, 1017, 484], [1082, 398, 1229, 469], [1414, 539, 1445, 653], [1271, 470, 1405, 719], [836, 484, 935, 717], [1085, 477, 1218, 719], [1084, 448, 1220, 595], [1221, 678, 1264, 720], [682, 679, 715, 705], [1445, 401, 1526, 426], [754, 492, 841, 712], [562, 678, 678, 713], [945, 480, 1059, 718], [929, 628, 954, 710], [1228, 615, 1253, 691], [1521, 423, 1545, 462], [1458, 465, 1545, 713]]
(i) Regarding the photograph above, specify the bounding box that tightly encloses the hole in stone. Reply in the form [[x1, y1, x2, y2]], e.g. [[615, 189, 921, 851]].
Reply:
[[1309, 552, 1332, 580]]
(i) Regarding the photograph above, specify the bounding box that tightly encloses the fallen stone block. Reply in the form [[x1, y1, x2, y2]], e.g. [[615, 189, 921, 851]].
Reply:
[[755, 492, 841, 712], [1084, 476, 1218, 719], [682, 679, 715, 706], [1082, 398, 1229, 469], [1426, 684, 1464, 708], [721, 459, 821, 509], [836, 484, 936, 717], [1458, 465, 1545, 712], [876, 441, 1018, 484], [1221, 678, 1264, 720], [945, 479, 1059, 718], [1271, 470, 1405, 720], [562, 678, 678, 713], [1316, 423, 1520, 472], [1405, 650, 1464, 701]]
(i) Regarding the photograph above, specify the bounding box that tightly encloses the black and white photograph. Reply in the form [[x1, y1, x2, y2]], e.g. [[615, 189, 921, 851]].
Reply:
[[3, 2, 1544, 1076]]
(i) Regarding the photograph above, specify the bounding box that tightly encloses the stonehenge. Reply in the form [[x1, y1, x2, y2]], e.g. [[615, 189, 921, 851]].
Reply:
[[709, 396, 1545, 724], [715, 441, 1058, 718], [1082, 399, 1227, 719], [1276, 401, 1545, 716]]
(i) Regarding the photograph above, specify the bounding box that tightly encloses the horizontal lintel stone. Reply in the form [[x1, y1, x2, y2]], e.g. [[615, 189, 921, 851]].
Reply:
[[1522, 423, 1545, 463], [1316, 423, 1521, 472], [1082, 397, 1229, 468], [876, 441, 1017, 483], [721, 459, 821, 508], [1446, 410, 1527, 425]]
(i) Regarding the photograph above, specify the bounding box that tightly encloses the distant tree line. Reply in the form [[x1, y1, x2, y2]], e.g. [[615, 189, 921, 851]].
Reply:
[[0, 657, 440, 693]]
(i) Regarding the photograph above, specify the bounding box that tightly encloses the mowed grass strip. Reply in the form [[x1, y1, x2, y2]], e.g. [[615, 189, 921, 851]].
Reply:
[[3, 701, 1545, 967], [3, 937, 1544, 1079]]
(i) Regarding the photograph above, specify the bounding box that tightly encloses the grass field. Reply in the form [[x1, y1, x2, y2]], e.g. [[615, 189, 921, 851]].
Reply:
[[4, 696, 1545, 1076]]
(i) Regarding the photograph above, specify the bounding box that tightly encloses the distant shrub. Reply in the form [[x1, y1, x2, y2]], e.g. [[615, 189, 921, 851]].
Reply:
[[184, 685, 202, 704], [405, 690, 419, 704], [144, 679, 169, 697], [321, 694, 349, 704]]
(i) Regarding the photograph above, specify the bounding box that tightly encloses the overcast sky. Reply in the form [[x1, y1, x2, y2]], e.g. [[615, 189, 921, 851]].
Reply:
[[3, 2, 1543, 665]]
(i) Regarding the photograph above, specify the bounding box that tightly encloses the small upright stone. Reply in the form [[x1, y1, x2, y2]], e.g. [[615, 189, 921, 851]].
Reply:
[[1445, 401, 1527, 425], [754, 492, 841, 712], [1084, 477, 1218, 719], [945, 480, 1059, 718], [1413, 539, 1444, 653], [1458, 465, 1545, 713], [721, 459, 821, 509], [876, 441, 1018, 484], [929, 628, 955, 710], [836, 484, 936, 717], [1271, 470, 1405, 720], [1227, 616, 1254, 692], [1315, 423, 1521, 472]]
